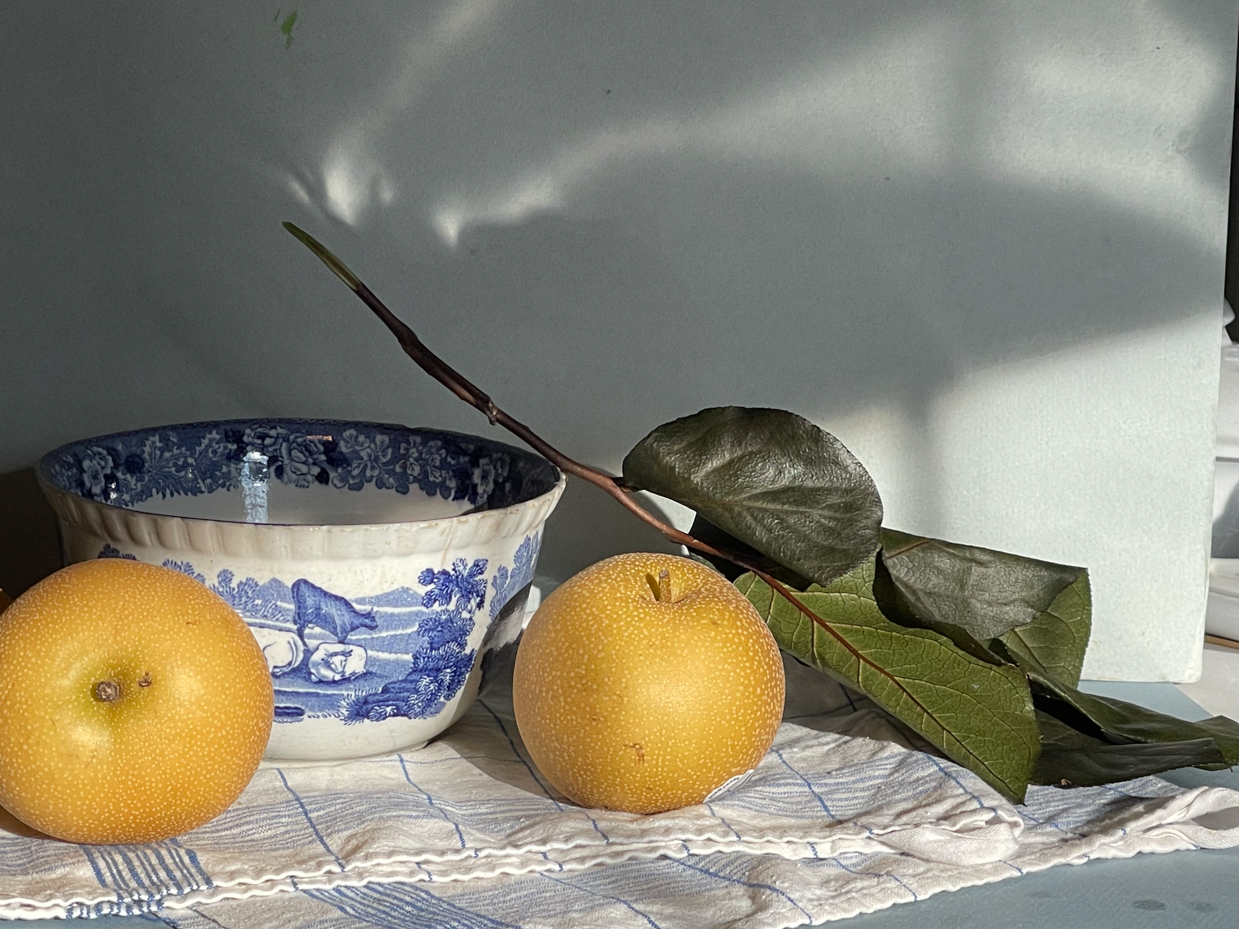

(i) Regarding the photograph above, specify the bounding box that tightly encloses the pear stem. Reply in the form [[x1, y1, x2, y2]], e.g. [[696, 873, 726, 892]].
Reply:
[[656, 568, 672, 603], [94, 680, 121, 703]]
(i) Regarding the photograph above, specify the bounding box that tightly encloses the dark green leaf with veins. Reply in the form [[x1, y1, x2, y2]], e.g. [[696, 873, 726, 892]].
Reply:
[[1038, 683, 1239, 768], [623, 407, 883, 586], [1032, 710, 1225, 786], [999, 571, 1092, 688], [1014, 652, 1239, 771], [737, 561, 1040, 802], [879, 529, 1082, 642], [688, 514, 814, 589]]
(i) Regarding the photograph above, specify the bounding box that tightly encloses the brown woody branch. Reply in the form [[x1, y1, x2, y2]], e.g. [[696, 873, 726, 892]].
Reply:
[[282, 223, 873, 651]]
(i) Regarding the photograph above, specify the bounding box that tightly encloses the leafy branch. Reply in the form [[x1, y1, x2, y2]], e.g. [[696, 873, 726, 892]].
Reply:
[[281, 225, 848, 638], [285, 222, 1239, 802]]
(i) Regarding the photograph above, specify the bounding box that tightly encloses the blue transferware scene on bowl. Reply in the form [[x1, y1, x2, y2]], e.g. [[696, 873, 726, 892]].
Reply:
[[37, 419, 565, 761]]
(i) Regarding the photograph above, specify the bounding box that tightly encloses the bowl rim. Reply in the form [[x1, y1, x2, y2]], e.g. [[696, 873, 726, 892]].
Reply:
[[37, 417, 565, 532]]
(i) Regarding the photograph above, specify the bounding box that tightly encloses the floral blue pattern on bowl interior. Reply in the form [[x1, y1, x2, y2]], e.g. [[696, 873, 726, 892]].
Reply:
[[40, 418, 554, 518], [38, 419, 564, 762]]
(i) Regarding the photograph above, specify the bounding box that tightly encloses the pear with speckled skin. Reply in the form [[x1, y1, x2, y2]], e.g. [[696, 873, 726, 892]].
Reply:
[[513, 553, 785, 814], [0, 560, 274, 843]]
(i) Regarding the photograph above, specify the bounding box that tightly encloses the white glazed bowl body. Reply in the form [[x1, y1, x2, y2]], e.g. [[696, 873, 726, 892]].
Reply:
[[38, 419, 564, 762]]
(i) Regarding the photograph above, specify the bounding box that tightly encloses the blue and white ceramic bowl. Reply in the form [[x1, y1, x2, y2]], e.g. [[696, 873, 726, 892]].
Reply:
[[37, 419, 564, 762]]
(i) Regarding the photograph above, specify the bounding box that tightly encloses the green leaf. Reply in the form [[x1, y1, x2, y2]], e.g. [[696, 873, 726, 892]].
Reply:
[[870, 556, 1009, 667], [688, 514, 814, 589], [1000, 635, 1239, 776], [999, 571, 1092, 688], [1028, 668, 1239, 769], [737, 561, 1040, 802], [1033, 707, 1225, 786], [623, 407, 882, 586], [879, 529, 1082, 642]]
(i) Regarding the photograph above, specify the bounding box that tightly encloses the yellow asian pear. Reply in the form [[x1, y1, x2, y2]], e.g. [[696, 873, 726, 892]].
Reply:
[[513, 552, 785, 813], [0, 559, 274, 844]]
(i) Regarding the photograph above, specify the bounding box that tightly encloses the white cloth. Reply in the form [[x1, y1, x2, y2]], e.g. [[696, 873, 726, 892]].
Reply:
[[1, 666, 1237, 928]]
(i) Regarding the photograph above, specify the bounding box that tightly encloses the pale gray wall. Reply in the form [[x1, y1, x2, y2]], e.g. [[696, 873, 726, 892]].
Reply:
[[1, 1, 1236, 679]]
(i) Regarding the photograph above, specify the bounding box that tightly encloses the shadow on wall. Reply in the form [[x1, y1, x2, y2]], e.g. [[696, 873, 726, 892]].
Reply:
[[2, 0, 1233, 469], [0, 470, 61, 597], [0, 0, 1233, 595]]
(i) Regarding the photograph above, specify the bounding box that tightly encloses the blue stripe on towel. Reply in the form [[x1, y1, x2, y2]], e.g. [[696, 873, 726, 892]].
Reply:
[[86, 846, 136, 902], [398, 753, 470, 852], [169, 838, 214, 890], [772, 747, 836, 819], [310, 882, 517, 929], [276, 768, 346, 871], [704, 802, 742, 841], [147, 845, 185, 895], [478, 699, 611, 845], [539, 872, 664, 929], [829, 853, 919, 901], [672, 856, 814, 921]]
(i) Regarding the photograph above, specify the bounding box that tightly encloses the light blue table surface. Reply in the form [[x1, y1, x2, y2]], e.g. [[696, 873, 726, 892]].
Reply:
[[9, 682, 1237, 929]]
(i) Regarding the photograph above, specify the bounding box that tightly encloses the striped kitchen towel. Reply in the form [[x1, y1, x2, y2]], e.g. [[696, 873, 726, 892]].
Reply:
[[1, 660, 1237, 928]]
